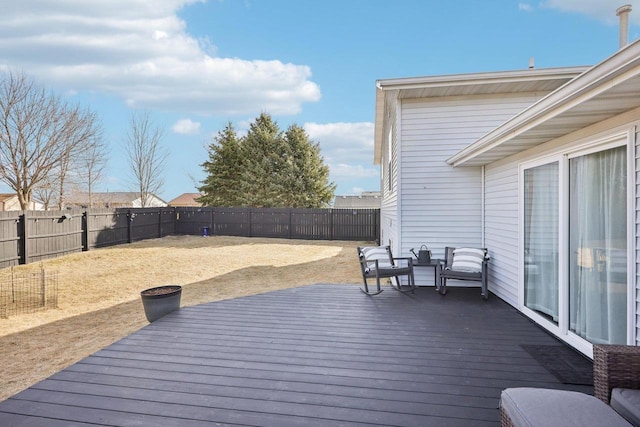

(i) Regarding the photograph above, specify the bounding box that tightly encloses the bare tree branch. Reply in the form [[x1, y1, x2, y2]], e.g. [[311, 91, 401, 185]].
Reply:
[[0, 70, 101, 210], [124, 111, 168, 207], [77, 129, 108, 208]]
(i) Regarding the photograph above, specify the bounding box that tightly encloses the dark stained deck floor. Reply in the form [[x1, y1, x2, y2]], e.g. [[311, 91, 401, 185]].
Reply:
[[0, 284, 592, 426]]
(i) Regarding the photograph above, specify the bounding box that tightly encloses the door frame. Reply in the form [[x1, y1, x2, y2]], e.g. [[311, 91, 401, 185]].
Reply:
[[517, 129, 634, 358]]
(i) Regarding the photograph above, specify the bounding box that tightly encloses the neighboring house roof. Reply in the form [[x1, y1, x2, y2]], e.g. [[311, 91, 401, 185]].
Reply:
[[374, 66, 588, 164], [0, 194, 16, 202], [167, 193, 203, 207], [449, 39, 640, 167], [333, 192, 381, 209]]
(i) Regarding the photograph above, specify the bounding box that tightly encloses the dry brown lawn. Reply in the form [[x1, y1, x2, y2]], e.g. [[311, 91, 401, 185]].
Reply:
[[0, 235, 366, 402]]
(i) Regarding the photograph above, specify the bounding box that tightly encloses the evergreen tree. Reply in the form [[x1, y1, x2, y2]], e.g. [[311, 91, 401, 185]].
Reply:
[[199, 113, 336, 208], [283, 124, 335, 208], [237, 113, 286, 207], [197, 123, 242, 206]]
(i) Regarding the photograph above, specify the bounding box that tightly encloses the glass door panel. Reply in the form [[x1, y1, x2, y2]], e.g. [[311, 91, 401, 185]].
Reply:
[[523, 162, 559, 323], [569, 145, 627, 344]]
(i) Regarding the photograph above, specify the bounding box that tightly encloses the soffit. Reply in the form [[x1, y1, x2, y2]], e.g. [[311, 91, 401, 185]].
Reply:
[[449, 40, 640, 167]]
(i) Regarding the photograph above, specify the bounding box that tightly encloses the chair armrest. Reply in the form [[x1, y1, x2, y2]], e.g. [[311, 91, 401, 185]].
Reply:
[[593, 344, 640, 403]]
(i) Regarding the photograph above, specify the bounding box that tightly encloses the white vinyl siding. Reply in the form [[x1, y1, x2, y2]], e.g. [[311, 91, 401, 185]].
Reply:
[[484, 161, 519, 305], [636, 130, 640, 345], [380, 96, 398, 249], [399, 94, 539, 284]]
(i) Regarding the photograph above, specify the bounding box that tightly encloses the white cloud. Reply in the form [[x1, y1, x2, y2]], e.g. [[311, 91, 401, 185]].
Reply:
[[330, 163, 379, 179], [304, 122, 374, 164], [0, 0, 320, 116], [172, 118, 201, 134], [542, 0, 640, 25], [303, 122, 380, 192], [519, 3, 533, 12]]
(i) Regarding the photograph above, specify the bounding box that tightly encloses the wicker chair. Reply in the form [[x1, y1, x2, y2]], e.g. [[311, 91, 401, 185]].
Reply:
[[500, 344, 640, 426], [593, 344, 640, 403], [357, 246, 415, 295]]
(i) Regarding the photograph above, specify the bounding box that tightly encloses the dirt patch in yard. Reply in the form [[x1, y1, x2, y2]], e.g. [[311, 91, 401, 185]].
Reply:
[[0, 235, 367, 402]]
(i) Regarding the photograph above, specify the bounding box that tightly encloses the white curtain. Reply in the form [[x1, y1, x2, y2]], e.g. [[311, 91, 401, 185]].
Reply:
[[524, 162, 559, 321], [569, 145, 627, 345]]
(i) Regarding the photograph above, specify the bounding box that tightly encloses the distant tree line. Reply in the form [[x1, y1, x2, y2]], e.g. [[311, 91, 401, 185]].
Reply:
[[0, 71, 333, 211], [0, 70, 167, 210], [198, 113, 335, 208]]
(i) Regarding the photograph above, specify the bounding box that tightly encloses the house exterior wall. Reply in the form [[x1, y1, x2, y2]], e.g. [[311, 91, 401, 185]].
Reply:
[[483, 107, 640, 344], [484, 161, 519, 305], [398, 93, 541, 284], [380, 94, 399, 250], [0, 196, 42, 211], [132, 196, 167, 208], [636, 130, 640, 346]]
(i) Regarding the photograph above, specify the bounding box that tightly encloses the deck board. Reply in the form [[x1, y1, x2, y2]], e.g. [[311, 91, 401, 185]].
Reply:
[[0, 284, 592, 426]]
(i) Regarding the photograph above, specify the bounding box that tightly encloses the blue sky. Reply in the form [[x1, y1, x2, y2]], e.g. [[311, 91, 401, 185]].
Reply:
[[0, 0, 638, 202]]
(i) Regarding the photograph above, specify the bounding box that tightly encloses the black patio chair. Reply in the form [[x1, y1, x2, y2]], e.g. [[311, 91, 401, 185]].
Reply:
[[437, 247, 490, 300], [357, 246, 416, 295]]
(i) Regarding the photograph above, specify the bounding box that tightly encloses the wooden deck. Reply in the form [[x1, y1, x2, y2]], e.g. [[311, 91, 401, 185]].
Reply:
[[0, 284, 592, 426]]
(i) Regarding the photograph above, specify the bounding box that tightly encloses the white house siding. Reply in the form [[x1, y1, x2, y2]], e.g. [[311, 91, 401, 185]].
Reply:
[[399, 93, 540, 285], [636, 130, 640, 345], [484, 161, 519, 306], [380, 94, 399, 250]]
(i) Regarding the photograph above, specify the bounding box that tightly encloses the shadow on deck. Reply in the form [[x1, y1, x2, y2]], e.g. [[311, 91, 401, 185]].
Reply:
[[0, 284, 592, 426]]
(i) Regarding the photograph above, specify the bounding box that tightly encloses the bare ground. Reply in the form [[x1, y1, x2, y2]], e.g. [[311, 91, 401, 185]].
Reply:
[[0, 235, 366, 402]]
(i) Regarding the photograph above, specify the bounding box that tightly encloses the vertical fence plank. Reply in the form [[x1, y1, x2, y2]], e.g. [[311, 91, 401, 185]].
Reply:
[[0, 212, 21, 269]]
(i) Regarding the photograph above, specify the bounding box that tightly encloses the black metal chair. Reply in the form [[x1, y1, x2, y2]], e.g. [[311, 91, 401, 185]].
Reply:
[[357, 246, 416, 295], [437, 247, 490, 300]]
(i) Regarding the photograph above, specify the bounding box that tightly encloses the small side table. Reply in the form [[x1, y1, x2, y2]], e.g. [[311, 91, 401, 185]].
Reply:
[[412, 259, 442, 288]]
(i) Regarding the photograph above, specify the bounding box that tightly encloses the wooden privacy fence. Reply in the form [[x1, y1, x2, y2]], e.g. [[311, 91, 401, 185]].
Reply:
[[174, 207, 379, 241], [0, 207, 379, 269]]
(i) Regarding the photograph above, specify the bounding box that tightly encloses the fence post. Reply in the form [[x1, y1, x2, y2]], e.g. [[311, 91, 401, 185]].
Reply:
[[158, 208, 162, 238], [210, 208, 214, 236], [288, 209, 292, 239], [82, 211, 89, 251], [329, 209, 334, 241], [20, 212, 28, 265], [248, 208, 252, 237], [127, 209, 133, 243]]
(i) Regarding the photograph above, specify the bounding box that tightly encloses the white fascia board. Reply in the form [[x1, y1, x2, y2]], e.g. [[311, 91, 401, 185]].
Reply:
[[373, 85, 385, 165], [448, 40, 640, 166], [376, 67, 588, 91]]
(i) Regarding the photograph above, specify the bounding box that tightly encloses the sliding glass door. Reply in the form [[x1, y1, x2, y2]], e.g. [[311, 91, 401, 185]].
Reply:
[[521, 140, 629, 350], [523, 162, 559, 323], [568, 146, 627, 345]]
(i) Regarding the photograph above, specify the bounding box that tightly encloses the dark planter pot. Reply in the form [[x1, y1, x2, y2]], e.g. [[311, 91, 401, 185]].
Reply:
[[140, 285, 182, 323]]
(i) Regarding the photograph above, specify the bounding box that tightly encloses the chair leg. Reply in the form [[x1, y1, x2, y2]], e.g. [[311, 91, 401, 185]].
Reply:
[[390, 275, 415, 294], [481, 278, 488, 300], [360, 277, 383, 296], [440, 277, 447, 295]]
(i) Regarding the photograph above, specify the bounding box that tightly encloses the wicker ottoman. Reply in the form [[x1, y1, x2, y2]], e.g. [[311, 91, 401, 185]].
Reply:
[[500, 388, 632, 426]]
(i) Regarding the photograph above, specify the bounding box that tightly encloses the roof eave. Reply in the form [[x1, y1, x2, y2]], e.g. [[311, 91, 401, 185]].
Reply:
[[376, 66, 588, 91], [373, 85, 386, 165], [448, 40, 640, 167]]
